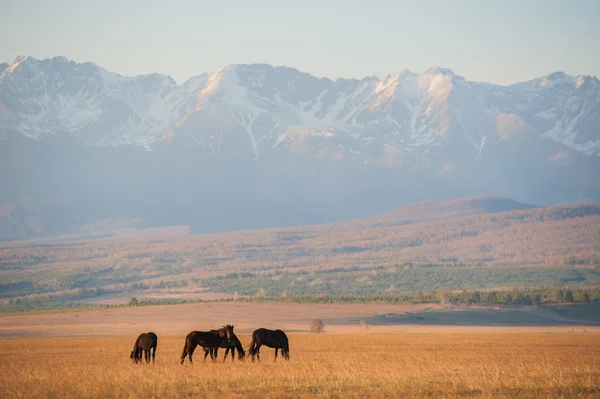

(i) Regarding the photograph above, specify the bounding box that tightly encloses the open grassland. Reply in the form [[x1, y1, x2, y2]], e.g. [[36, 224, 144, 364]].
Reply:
[[2, 301, 599, 338], [0, 302, 429, 337], [1, 333, 599, 398]]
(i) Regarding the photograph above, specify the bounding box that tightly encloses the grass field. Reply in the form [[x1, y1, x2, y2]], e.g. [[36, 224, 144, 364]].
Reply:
[[1, 332, 599, 398]]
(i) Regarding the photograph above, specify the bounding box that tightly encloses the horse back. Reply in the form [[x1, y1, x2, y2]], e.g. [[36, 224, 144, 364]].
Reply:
[[146, 332, 158, 347], [136, 332, 158, 350], [190, 330, 225, 347]]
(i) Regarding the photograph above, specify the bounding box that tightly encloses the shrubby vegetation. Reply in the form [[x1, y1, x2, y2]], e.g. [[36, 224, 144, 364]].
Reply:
[[2, 285, 598, 314], [1, 299, 100, 313], [1, 203, 599, 312], [0, 296, 191, 314], [201, 265, 600, 298], [232, 287, 600, 306]]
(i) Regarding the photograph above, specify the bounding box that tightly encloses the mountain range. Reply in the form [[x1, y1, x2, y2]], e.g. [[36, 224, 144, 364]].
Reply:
[[1, 56, 599, 240]]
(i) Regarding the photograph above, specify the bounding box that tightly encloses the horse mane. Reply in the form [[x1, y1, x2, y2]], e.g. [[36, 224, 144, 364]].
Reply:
[[207, 325, 234, 336]]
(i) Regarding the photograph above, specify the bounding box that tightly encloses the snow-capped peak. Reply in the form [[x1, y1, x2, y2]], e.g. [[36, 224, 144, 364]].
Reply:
[[1, 56, 31, 77], [1, 56, 599, 157], [423, 66, 457, 77], [12, 55, 30, 64]]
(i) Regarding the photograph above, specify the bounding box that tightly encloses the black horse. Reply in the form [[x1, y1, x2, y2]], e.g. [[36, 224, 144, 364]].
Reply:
[[203, 331, 246, 362], [248, 328, 289, 361], [180, 325, 235, 364], [130, 332, 158, 364]]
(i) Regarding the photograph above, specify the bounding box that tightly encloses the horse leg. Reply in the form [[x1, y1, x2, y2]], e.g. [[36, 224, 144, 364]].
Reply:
[[212, 348, 219, 361], [152, 346, 156, 364], [223, 348, 230, 362], [188, 344, 196, 364], [274, 348, 279, 361]]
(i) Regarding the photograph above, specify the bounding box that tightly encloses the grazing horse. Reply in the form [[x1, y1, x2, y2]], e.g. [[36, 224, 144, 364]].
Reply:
[[203, 331, 246, 361], [130, 332, 158, 364], [180, 325, 235, 364], [248, 328, 289, 361]]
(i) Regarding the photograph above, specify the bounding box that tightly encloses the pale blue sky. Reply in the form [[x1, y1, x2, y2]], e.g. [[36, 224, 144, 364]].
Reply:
[[1, 0, 599, 84]]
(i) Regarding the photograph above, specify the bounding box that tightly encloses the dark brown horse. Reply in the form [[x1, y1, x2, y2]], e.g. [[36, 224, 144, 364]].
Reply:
[[180, 325, 235, 364], [130, 332, 158, 364], [248, 328, 289, 361], [203, 331, 246, 361]]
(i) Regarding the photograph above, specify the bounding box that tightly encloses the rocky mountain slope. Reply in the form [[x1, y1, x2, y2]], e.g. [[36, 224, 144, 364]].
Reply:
[[1, 56, 599, 240], [1, 56, 599, 157]]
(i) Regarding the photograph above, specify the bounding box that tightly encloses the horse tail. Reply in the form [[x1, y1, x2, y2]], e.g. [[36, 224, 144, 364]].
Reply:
[[180, 343, 187, 361], [248, 332, 258, 355], [180, 336, 190, 362]]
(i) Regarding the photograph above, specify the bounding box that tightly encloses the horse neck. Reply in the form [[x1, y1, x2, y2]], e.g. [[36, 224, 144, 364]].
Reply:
[[236, 341, 245, 354], [231, 335, 242, 350]]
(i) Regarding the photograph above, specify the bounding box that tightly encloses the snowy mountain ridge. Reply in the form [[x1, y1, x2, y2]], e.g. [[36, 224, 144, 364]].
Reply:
[[1, 55, 599, 157]]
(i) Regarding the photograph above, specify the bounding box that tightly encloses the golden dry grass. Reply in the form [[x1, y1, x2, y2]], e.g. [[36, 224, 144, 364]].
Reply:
[[1, 333, 599, 398]]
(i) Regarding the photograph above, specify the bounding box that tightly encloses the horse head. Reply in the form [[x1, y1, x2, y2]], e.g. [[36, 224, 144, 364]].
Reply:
[[223, 324, 235, 343]]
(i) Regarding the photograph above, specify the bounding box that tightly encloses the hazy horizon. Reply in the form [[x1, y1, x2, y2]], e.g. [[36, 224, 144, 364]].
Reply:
[[2, 0, 599, 85]]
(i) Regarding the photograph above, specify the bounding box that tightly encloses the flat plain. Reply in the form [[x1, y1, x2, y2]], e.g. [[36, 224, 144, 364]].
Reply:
[[2, 301, 600, 338], [1, 302, 600, 398], [1, 332, 599, 398], [0, 302, 431, 337]]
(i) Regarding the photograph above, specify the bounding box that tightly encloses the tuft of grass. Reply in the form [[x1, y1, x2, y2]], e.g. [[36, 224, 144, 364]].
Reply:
[[1, 333, 599, 398]]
